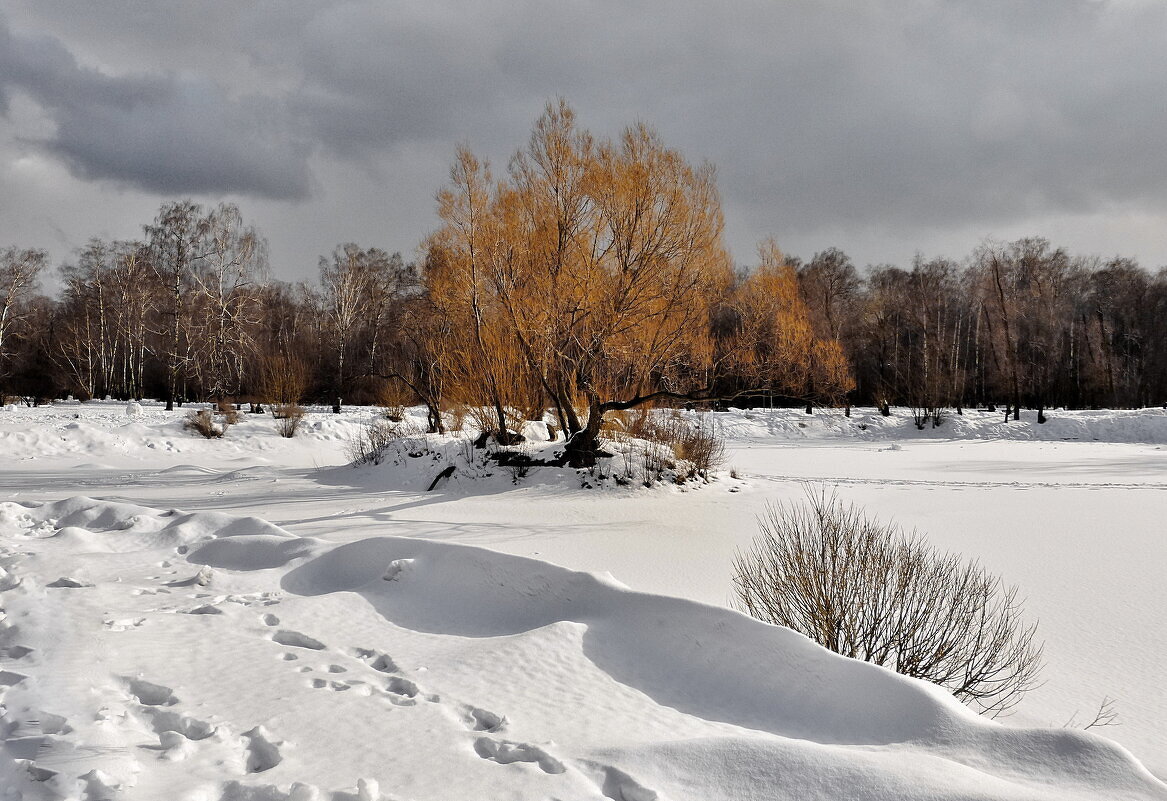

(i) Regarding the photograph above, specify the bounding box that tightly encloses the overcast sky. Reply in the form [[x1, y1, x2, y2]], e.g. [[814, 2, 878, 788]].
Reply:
[[2, 0, 1166, 283]]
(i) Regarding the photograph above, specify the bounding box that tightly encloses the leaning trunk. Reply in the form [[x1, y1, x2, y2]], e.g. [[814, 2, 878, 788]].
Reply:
[[564, 396, 605, 467]]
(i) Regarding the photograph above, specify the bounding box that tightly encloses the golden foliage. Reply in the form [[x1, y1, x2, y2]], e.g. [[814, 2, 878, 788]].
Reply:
[[424, 101, 846, 449], [729, 240, 855, 402]]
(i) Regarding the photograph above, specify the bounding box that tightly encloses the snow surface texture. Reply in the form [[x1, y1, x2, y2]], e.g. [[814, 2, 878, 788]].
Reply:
[[0, 496, 1162, 800], [1, 402, 1165, 799]]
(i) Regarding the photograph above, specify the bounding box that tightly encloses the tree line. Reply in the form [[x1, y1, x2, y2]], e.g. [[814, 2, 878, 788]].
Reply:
[[2, 102, 1165, 452]]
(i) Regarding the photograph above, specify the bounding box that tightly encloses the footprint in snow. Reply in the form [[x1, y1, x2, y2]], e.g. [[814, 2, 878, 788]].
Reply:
[[138, 706, 216, 741], [463, 705, 506, 733], [349, 648, 397, 674], [124, 677, 178, 706], [310, 677, 372, 695], [271, 629, 326, 650], [0, 670, 29, 691], [242, 725, 284, 773], [474, 737, 565, 774], [385, 676, 419, 698], [589, 763, 665, 801], [46, 576, 94, 588]]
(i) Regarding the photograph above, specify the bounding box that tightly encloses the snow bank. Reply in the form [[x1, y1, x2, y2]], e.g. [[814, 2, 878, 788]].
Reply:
[[0, 498, 1161, 800], [718, 405, 1167, 444]]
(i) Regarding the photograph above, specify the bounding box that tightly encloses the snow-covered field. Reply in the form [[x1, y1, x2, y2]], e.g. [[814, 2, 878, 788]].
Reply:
[[1, 401, 1165, 800]]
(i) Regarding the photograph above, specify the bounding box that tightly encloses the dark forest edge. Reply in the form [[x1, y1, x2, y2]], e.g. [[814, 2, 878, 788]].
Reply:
[[1, 103, 1162, 460]]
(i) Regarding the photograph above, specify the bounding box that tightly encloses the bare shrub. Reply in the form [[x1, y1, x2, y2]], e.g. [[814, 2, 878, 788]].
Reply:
[[446, 404, 469, 433], [376, 381, 412, 422], [216, 399, 240, 428], [395, 418, 431, 457], [259, 353, 309, 406], [732, 488, 1044, 716], [184, 409, 224, 439], [1063, 696, 1120, 730], [503, 443, 532, 484], [345, 416, 430, 465], [640, 440, 668, 486], [616, 409, 725, 483], [457, 433, 476, 466], [929, 406, 945, 427], [600, 409, 632, 435], [673, 416, 725, 479], [619, 435, 636, 481], [272, 403, 305, 438], [345, 418, 398, 465]]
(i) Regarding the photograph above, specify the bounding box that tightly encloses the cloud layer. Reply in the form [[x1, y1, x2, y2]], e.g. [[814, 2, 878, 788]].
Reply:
[[1, 1, 1166, 276]]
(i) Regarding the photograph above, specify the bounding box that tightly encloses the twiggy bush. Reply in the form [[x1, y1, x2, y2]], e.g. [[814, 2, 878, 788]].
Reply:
[[446, 404, 469, 433], [272, 403, 305, 438], [184, 408, 226, 439], [615, 409, 725, 482], [673, 416, 725, 479], [345, 418, 398, 465], [259, 353, 309, 406], [733, 489, 1044, 716], [345, 417, 430, 465]]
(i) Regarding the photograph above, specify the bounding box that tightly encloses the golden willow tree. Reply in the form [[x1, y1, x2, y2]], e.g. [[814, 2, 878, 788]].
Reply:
[[730, 240, 854, 411], [426, 101, 852, 464]]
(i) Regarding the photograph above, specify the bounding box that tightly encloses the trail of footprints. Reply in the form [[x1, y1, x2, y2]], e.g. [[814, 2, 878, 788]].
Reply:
[[0, 533, 666, 801], [261, 614, 585, 785], [251, 607, 666, 797], [262, 613, 432, 706]]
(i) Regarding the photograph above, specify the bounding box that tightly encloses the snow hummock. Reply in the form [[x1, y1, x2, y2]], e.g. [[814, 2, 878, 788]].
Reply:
[[0, 401, 1165, 798], [0, 495, 1160, 799]]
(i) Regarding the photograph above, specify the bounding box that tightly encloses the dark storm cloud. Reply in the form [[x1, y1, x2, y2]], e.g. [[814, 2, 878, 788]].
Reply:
[[268, 1, 1167, 233], [0, 13, 313, 199], [2, 0, 1167, 272]]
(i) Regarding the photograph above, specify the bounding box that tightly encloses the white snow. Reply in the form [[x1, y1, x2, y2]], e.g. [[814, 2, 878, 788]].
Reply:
[[0, 401, 1165, 799]]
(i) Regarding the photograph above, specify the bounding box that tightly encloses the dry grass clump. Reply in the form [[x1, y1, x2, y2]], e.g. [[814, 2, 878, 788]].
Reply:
[[185, 408, 227, 438], [599, 408, 725, 485]]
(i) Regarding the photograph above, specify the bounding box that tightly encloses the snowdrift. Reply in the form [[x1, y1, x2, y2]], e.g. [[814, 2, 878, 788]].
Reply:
[[0, 498, 1162, 800]]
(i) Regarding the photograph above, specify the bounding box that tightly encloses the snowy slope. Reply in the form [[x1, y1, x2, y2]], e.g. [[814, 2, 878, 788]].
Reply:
[[2, 402, 1166, 798], [0, 496, 1163, 800]]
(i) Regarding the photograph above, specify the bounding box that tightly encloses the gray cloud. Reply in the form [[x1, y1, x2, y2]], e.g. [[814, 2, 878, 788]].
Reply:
[[1, 0, 1167, 276], [0, 13, 313, 199]]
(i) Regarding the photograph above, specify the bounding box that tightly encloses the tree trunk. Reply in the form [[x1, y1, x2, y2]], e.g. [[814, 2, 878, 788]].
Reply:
[[493, 398, 511, 444], [425, 400, 445, 434], [564, 396, 605, 467]]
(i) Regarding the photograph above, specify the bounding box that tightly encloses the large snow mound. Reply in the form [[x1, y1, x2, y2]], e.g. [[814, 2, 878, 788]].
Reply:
[[0, 498, 1162, 800]]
